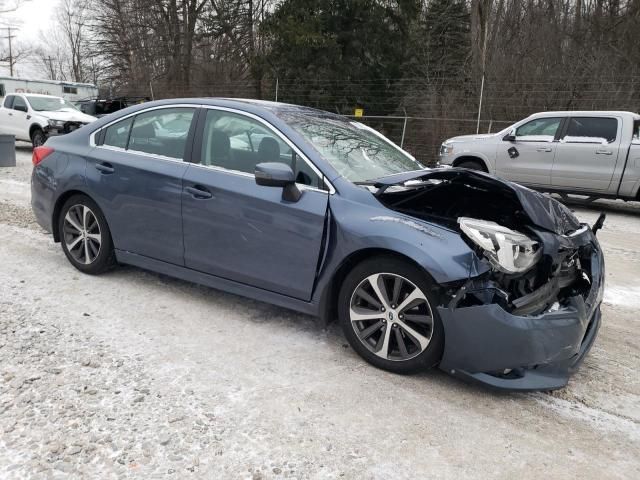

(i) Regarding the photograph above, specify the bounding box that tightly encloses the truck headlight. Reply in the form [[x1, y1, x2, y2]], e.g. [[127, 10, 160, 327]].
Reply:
[[458, 217, 542, 274], [48, 119, 65, 127], [440, 143, 453, 156]]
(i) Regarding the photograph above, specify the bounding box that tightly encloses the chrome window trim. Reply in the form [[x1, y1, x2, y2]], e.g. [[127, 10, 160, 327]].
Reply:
[[187, 162, 329, 194], [88, 103, 335, 194], [99, 144, 186, 164], [89, 104, 198, 148], [199, 105, 335, 194]]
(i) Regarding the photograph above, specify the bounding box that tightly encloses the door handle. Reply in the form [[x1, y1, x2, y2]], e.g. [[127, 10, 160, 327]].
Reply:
[[536, 147, 552, 152], [8, 112, 12, 116], [595, 149, 613, 155], [185, 185, 213, 199], [95, 162, 115, 174]]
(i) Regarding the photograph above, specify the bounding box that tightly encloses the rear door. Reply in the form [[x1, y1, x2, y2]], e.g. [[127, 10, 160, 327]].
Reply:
[[495, 117, 563, 186], [86, 106, 197, 265], [552, 116, 622, 192], [181, 108, 329, 300]]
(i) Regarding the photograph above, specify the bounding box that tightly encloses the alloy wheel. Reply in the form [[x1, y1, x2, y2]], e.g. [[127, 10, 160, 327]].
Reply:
[[63, 205, 102, 265], [349, 273, 434, 361]]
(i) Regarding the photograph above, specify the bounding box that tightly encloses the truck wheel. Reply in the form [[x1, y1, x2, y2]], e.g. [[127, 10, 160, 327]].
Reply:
[[31, 129, 46, 148], [457, 160, 486, 172]]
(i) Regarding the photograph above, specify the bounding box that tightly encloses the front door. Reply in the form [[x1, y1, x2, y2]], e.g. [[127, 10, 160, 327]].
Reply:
[[0, 95, 16, 135], [552, 116, 622, 192], [181, 108, 329, 300], [86, 107, 197, 265], [10, 96, 30, 140], [496, 116, 563, 186]]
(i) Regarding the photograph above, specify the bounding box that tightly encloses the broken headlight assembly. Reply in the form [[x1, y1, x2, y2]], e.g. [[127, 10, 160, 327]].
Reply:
[[458, 217, 542, 274]]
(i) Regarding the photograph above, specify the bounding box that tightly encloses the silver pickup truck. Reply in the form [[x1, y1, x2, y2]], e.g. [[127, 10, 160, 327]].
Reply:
[[438, 111, 640, 201]]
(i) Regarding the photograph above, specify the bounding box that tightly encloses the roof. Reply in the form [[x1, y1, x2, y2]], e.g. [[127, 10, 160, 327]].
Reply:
[[11, 93, 64, 99], [0, 75, 97, 88], [531, 110, 639, 119]]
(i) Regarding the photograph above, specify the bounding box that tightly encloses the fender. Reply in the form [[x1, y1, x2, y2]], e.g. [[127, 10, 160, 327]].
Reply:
[[451, 153, 491, 171]]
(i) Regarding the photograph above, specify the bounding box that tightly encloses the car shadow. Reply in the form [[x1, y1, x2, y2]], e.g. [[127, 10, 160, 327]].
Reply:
[[100, 264, 529, 398]]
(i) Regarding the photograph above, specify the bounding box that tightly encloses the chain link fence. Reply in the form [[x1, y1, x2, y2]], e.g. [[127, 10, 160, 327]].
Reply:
[[140, 75, 640, 166]]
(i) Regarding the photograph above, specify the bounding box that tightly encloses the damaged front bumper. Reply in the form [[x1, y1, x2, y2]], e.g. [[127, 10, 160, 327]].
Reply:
[[44, 122, 88, 137], [438, 226, 605, 391]]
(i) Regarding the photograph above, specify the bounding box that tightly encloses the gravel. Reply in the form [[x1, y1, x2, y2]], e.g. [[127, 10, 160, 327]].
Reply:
[[1, 148, 639, 479]]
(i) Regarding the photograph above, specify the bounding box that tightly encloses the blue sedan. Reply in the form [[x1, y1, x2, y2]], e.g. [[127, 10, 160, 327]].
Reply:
[[30, 99, 605, 391]]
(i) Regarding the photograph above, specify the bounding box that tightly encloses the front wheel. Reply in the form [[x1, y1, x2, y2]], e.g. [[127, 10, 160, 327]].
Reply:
[[31, 128, 46, 148], [338, 257, 444, 374], [58, 195, 116, 274], [456, 160, 485, 171]]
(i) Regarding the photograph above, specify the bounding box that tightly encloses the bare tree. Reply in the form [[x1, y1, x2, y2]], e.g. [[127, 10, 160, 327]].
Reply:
[[57, 0, 91, 82]]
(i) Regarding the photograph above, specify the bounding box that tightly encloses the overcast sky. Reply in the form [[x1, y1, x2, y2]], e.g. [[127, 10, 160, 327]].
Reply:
[[1, 0, 59, 77]]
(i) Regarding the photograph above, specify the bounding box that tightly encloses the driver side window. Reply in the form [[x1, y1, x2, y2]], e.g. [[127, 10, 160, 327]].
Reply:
[[13, 96, 27, 112], [199, 110, 323, 188], [515, 117, 562, 142]]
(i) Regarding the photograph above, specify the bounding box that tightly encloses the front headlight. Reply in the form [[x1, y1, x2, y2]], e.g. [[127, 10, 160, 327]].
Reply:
[[458, 217, 542, 274], [439, 143, 453, 156], [48, 119, 65, 127]]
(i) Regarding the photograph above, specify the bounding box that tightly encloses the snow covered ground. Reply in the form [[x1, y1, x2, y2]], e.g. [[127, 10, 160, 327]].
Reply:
[[0, 145, 639, 479]]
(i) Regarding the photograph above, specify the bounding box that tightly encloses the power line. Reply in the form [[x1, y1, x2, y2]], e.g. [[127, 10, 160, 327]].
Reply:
[[1, 26, 18, 76]]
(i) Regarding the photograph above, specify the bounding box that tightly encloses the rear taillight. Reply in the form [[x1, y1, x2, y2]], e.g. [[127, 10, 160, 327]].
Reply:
[[32, 146, 55, 166]]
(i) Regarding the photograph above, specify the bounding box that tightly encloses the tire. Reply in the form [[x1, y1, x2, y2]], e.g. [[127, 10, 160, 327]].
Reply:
[[338, 256, 444, 374], [456, 160, 485, 171], [31, 128, 46, 148], [58, 194, 116, 275]]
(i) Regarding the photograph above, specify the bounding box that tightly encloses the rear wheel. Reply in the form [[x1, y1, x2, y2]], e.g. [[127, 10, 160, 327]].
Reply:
[[31, 128, 46, 148], [456, 160, 485, 171], [58, 195, 116, 274], [338, 257, 444, 374]]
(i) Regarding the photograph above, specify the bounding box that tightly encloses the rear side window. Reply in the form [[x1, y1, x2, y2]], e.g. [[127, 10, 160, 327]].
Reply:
[[563, 117, 618, 144], [3, 95, 14, 109], [633, 120, 639, 143], [128, 108, 195, 160], [515, 117, 562, 142], [103, 117, 134, 149]]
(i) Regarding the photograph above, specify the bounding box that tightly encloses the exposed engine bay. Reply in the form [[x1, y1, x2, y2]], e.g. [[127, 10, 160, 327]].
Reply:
[[374, 169, 598, 316]]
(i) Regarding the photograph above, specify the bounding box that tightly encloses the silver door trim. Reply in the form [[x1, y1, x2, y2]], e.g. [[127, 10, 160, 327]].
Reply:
[[88, 104, 198, 148], [88, 103, 335, 194], [198, 105, 335, 194]]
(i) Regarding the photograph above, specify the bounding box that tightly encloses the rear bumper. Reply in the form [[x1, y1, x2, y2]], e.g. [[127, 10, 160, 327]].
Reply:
[[437, 235, 605, 391], [31, 166, 54, 233]]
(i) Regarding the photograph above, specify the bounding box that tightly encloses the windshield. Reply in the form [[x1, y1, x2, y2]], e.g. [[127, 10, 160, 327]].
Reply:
[[280, 113, 424, 183], [26, 96, 79, 112]]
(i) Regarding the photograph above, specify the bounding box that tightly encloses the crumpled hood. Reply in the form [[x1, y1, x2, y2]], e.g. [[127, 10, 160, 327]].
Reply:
[[38, 109, 96, 124], [374, 168, 581, 235]]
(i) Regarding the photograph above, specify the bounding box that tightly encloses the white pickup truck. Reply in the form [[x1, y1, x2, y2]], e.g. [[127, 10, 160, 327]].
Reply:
[[438, 111, 640, 201], [0, 93, 96, 147]]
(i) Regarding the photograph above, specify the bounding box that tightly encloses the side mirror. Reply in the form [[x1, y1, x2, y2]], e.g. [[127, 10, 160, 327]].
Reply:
[[14, 104, 27, 113], [255, 162, 301, 202], [503, 129, 516, 142]]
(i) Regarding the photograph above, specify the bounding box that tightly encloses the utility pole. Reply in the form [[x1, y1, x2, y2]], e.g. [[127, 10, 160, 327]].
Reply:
[[45, 56, 56, 80], [2, 26, 17, 76]]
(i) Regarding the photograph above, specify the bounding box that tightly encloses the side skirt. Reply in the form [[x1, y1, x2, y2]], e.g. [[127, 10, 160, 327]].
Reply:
[[115, 250, 319, 317]]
